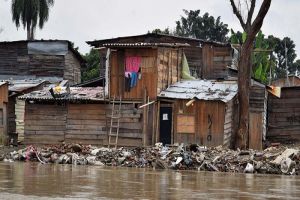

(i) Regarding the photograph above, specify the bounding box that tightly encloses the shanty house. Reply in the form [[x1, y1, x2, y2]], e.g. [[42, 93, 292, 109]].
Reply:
[[20, 87, 144, 146], [0, 82, 8, 144], [158, 80, 238, 147], [0, 40, 86, 144], [86, 33, 240, 147], [267, 86, 300, 142], [19, 33, 267, 148], [8, 80, 47, 143], [271, 75, 300, 87], [87, 33, 267, 149], [0, 40, 86, 85]]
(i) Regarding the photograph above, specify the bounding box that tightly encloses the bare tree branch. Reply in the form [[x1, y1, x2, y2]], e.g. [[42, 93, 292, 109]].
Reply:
[[250, 0, 272, 36], [230, 0, 246, 30], [246, 0, 256, 26]]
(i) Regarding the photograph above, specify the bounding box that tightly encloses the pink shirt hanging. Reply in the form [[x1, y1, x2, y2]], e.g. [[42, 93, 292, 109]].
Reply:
[[125, 56, 141, 72]]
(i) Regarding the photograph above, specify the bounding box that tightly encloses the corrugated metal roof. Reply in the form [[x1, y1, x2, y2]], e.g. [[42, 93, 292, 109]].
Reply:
[[0, 81, 7, 86], [19, 87, 104, 102], [0, 75, 63, 84], [103, 42, 190, 48], [8, 79, 46, 93], [159, 80, 238, 102], [0, 40, 86, 65], [87, 33, 231, 47]]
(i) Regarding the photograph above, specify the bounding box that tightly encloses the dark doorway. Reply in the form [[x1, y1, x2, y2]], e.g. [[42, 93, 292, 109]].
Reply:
[[159, 107, 172, 145]]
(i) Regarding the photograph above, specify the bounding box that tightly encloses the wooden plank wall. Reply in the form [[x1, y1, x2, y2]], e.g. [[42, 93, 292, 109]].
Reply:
[[0, 43, 28, 75], [110, 48, 158, 100], [249, 84, 267, 147], [0, 83, 8, 144], [28, 54, 65, 77], [7, 97, 16, 135], [64, 50, 82, 84], [249, 112, 263, 150], [24, 102, 144, 146], [202, 44, 232, 79], [173, 100, 227, 146], [223, 99, 234, 148], [24, 103, 67, 144], [0, 42, 81, 83], [183, 47, 202, 78], [268, 87, 300, 141], [157, 48, 182, 95], [66, 103, 143, 146], [15, 99, 25, 141]]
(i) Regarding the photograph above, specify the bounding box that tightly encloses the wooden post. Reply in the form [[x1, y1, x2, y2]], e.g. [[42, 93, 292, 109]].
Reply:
[[155, 101, 161, 143], [142, 89, 148, 146], [152, 102, 156, 146]]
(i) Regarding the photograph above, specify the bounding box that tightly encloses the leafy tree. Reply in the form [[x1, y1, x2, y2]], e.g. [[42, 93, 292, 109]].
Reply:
[[175, 10, 229, 42], [231, 30, 275, 84], [267, 36, 297, 78], [11, 0, 54, 40], [291, 59, 300, 76], [230, 0, 272, 149], [150, 28, 172, 35], [82, 49, 100, 82]]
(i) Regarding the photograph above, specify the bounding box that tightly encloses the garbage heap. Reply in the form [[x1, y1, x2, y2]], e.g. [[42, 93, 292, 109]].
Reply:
[[1, 143, 299, 175]]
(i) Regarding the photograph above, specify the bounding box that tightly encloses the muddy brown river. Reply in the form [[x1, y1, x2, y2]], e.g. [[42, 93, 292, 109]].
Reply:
[[0, 162, 299, 199]]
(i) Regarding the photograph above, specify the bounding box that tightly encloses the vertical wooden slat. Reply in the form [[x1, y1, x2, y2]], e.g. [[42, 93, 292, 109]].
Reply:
[[249, 112, 263, 150]]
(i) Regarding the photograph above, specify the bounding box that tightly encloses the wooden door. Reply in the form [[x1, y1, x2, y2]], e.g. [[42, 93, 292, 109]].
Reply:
[[249, 112, 263, 150]]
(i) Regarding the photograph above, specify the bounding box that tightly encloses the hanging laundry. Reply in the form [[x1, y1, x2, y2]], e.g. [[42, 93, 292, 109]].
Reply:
[[130, 72, 138, 88], [125, 72, 131, 92], [126, 56, 141, 72]]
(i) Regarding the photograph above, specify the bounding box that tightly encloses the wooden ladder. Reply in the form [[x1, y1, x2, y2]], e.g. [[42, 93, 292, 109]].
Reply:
[[107, 96, 122, 148]]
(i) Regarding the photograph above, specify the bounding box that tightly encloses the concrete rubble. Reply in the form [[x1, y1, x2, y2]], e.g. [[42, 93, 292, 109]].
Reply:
[[0, 143, 299, 175]]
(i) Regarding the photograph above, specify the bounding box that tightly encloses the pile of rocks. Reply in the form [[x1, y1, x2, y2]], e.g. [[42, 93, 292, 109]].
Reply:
[[1, 143, 299, 175]]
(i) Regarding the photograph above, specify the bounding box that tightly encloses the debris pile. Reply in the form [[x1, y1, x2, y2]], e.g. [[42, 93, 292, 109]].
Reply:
[[1, 143, 299, 175]]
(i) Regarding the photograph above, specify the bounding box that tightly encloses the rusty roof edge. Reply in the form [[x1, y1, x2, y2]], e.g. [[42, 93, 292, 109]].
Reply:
[[86, 33, 231, 47]]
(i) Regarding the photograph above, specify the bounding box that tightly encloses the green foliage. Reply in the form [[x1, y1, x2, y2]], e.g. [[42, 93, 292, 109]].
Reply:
[[151, 10, 229, 43], [150, 28, 172, 35], [11, 0, 54, 40], [230, 29, 300, 82], [231, 30, 275, 83], [266, 36, 297, 78], [81, 49, 100, 82], [175, 10, 229, 42]]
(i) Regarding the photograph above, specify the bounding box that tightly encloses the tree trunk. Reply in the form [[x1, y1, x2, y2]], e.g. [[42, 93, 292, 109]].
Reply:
[[27, 25, 31, 40], [30, 25, 35, 40], [236, 35, 254, 149]]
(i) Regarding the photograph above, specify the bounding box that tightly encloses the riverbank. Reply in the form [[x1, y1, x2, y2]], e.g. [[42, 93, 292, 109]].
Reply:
[[0, 143, 299, 175]]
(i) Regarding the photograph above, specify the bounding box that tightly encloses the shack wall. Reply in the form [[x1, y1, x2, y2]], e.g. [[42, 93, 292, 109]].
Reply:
[[202, 44, 232, 79], [0, 42, 82, 84], [157, 48, 182, 95], [64, 50, 82, 84], [7, 97, 16, 135], [0, 83, 8, 144], [249, 84, 267, 149], [268, 87, 300, 141], [223, 99, 234, 148], [24, 102, 144, 146], [184, 47, 202, 79], [173, 100, 227, 146], [110, 48, 158, 100], [65, 103, 143, 146], [24, 103, 67, 144]]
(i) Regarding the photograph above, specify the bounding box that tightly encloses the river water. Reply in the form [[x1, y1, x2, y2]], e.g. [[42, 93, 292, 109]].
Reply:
[[0, 162, 299, 200]]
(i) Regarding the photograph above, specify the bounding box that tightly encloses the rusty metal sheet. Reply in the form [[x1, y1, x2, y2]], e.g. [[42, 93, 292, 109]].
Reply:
[[159, 80, 238, 102]]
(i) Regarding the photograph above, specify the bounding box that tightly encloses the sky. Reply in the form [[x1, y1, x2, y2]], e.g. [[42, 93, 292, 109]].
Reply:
[[0, 0, 299, 56]]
